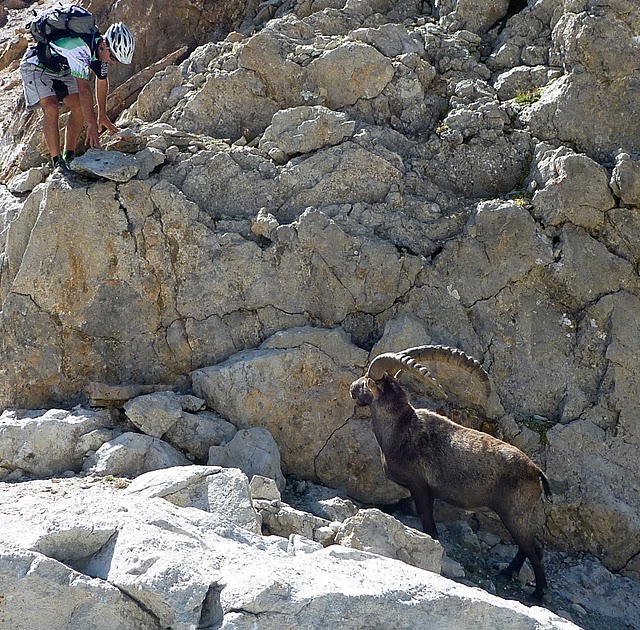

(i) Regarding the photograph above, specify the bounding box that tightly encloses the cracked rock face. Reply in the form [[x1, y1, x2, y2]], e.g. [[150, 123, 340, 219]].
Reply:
[[0, 0, 640, 603]]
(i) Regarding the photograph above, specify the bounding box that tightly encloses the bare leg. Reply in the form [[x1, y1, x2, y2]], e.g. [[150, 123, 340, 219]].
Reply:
[[40, 95, 61, 159], [63, 93, 83, 154]]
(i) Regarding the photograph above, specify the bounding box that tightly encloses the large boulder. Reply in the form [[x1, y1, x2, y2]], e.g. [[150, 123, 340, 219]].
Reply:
[[192, 326, 406, 503], [0, 544, 161, 630], [82, 432, 191, 477], [528, 145, 616, 229], [207, 427, 286, 493], [435, 0, 512, 33], [335, 508, 444, 573], [521, 4, 640, 158], [0, 407, 119, 479], [0, 478, 579, 630], [308, 41, 395, 108], [259, 106, 356, 157], [610, 152, 640, 206], [125, 465, 261, 534]]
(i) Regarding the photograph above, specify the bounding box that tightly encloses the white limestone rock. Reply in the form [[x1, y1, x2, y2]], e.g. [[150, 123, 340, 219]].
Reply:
[[0, 479, 580, 630], [335, 508, 444, 574], [82, 432, 190, 477], [207, 427, 286, 492], [0, 407, 119, 478], [259, 106, 356, 157], [7, 166, 47, 193], [125, 465, 261, 533], [0, 543, 161, 630], [124, 392, 237, 460]]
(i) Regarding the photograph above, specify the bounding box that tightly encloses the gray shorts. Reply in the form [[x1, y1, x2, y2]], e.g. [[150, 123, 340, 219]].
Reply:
[[20, 59, 78, 109]]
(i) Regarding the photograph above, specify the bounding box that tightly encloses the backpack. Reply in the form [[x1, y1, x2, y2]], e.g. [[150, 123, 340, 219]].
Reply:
[[28, 4, 99, 71]]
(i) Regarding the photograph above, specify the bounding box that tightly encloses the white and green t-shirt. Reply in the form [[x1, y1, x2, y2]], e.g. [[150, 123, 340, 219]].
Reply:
[[25, 36, 109, 80]]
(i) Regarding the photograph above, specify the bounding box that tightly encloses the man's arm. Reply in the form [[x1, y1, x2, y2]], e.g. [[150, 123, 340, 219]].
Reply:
[[76, 77, 101, 149], [96, 77, 119, 134]]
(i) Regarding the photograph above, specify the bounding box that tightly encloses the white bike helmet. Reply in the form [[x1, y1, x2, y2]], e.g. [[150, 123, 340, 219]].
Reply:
[[104, 22, 135, 64]]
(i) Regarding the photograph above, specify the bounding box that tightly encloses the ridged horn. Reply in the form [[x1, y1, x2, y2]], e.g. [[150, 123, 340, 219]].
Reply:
[[366, 353, 407, 381], [365, 352, 447, 397], [397, 345, 491, 398]]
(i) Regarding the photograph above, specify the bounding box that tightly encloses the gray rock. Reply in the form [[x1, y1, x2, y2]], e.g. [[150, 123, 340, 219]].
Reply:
[[70, 149, 140, 182], [169, 68, 280, 140], [208, 427, 286, 492], [7, 166, 47, 194], [287, 533, 324, 555], [285, 481, 359, 522], [436, 0, 511, 33], [0, 544, 161, 630], [135, 147, 166, 180], [610, 152, 640, 206], [254, 499, 338, 545], [335, 508, 444, 574], [308, 41, 394, 109], [0, 479, 579, 630], [137, 65, 184, 122], [545, 410, 640, 574], [164, 410, 237, 461], [493, 66, 557, 101], [82, 432, 191, 477], [0, 407, 119, 478], [122, 389, 236, 461], [528, 145, 615, 228], [249, 474, 282, 501], [177, 394, 206, 412], [124, 391, 183, 438], [441, 554, 466, 579], [251, 207, 279, 239], [125, 465, 261, 533], [351, 23, 425, 57], [259, 106, 356, 156], [558, 558, 640, 628]]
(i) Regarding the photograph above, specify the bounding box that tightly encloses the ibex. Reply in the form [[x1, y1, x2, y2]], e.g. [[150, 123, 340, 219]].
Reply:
[[350, 345, 550, 601]]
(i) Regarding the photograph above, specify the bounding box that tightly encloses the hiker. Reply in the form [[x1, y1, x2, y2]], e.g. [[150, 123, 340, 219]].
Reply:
[[20, 6, 135, 172]]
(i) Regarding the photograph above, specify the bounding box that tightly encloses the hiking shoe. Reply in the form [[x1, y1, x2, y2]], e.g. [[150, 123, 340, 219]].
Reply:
[[51, 156, 71, 177], [63, 150, 76, 167]]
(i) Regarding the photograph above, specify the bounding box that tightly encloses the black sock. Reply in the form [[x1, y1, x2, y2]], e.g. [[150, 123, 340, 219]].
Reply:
[[52, 155, 64, 166], [63, 150, 75, 163]]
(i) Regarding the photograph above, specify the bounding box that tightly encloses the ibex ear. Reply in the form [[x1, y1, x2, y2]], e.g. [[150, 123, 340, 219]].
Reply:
[[366, 378, 380, 400]]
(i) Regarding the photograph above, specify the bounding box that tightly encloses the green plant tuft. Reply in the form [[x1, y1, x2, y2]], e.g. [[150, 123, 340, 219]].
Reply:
[[514, 87, 542, 105]]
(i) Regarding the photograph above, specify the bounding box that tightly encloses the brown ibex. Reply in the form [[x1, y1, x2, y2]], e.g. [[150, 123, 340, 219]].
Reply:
[[350, 345, 550, 601]]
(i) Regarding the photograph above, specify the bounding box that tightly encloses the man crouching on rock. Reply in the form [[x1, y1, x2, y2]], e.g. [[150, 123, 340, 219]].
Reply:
[[20, 19, 135, 175]]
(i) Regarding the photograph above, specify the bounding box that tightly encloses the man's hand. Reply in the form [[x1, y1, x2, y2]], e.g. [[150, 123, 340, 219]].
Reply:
[[85, 123, 101, 149], [97, 114, 119, 134]]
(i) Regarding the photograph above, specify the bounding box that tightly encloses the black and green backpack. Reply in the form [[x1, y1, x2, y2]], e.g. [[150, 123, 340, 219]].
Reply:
[[28, 4, 99, 71]]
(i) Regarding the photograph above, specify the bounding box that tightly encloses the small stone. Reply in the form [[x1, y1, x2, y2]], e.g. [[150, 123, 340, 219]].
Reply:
[[249, 475, 282, 501]]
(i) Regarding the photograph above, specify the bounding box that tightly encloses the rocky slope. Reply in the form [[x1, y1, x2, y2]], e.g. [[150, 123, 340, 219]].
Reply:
[[0, 0, 639, 628]]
